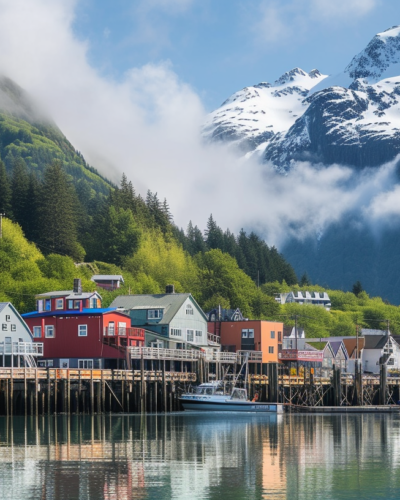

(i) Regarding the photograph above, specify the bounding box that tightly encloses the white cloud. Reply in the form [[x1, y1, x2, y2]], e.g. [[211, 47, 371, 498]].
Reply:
[[0, 0, 396, 252], [255, 0, 378, 43]]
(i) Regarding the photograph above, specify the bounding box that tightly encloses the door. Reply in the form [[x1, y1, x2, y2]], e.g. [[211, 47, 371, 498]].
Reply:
[[60, 359, 69, 369]]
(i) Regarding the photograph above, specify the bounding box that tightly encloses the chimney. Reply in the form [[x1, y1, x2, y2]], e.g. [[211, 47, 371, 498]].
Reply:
[[165, 284, 175, 294], [73, 278, 82, 294]]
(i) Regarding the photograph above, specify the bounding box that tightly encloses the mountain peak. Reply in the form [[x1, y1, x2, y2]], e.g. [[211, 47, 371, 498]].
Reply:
[[274, 68, 308, 86], [345, 25, 400, 81]]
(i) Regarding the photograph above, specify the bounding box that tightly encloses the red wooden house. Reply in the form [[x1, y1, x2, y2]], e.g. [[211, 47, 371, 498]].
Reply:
[[22, 280, 144, 369]]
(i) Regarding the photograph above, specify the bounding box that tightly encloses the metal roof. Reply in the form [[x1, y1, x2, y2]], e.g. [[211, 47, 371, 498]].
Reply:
[[364, 335, 389, 350], [110, 293, 206, 324], [91, 275, 124, 281], [22, 308, 124, 319], [0, 302, 8, 314]]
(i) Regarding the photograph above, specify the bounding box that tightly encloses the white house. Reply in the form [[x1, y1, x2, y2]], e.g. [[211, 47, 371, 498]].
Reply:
[[0, 302, 43, 367], [361, 330, 400, 374], [276, 291, 331, 310]]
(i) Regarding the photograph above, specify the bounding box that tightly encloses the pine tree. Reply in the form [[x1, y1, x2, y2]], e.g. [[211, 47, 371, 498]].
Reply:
[[0, 160, 12, 217], [24, 172, 40, 242], [11, 158, 29, 229], [352, 281, 363, 296], [205, 214, 224, 250], [38, 161, 84, 260]]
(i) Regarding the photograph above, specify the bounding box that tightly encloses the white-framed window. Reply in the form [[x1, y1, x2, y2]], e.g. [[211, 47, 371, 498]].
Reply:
[[248, 329, 254, 339], [45, 299, 51, 311], [56, 299, 64, 310], [45, 325, 55, 338], [47, 360, 54, 368], [196, 330, 202, 337], [242, 329, 248, 338], [2, 324, 7, 331], [242, 329, 254, 339], [187, 329, 194, 342], [5, 315, 10, 322], [271, 331, 275, 339], [90, 297, 97, 308], [108, 321, 115, 335], [68, 300, 74, 309], [186, 304, 194, 315], [118, 322, 126, 335], [33, 326, 42, 338], [268, 346, 274, 354], [148, 309, 162, 319], [74, 300, 81, 309], [11, 324, 16, 331], [78, 359, 93, 369], [78, 325, 88, 337], [171, 328, 182, 337], [37, 300, 43, 312]]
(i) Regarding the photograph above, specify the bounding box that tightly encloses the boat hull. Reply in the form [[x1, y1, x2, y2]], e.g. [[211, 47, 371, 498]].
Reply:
[[180, 398, 283, 413]]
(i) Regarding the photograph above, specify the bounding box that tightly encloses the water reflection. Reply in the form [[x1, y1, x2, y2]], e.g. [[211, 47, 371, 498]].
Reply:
[[0, 413, 400, 499]]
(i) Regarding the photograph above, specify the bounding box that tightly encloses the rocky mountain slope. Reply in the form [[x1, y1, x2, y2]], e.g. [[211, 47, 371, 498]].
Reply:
[[204, 26, 400, 172]]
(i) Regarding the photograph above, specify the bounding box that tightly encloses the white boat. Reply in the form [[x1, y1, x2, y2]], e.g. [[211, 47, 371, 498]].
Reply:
[[179, 382, 284, 413]]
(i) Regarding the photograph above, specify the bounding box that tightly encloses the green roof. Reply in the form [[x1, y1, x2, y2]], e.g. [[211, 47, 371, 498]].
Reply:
[[109, 293, 206, 324]]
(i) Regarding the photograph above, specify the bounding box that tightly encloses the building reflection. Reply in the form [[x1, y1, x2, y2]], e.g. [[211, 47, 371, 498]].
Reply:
[[1, 412, 400, 499]]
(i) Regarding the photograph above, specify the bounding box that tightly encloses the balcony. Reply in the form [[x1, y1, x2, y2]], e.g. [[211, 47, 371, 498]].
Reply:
[[0, 342, 44, 356], [279, 349, 324, 362], [129, 346, 202, 361], [104, 327, 144, 339], [207, 332, 221, 345]]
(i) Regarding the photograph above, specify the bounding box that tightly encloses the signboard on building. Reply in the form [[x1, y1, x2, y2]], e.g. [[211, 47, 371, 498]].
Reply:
[[279, 349, 324, 362]]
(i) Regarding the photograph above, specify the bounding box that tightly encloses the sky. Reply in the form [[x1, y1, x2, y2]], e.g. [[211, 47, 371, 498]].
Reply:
[[0, 0, 399, 245]]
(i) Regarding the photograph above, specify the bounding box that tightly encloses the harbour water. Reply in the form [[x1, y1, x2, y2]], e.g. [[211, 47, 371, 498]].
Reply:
[[1, 412, 400, 499]]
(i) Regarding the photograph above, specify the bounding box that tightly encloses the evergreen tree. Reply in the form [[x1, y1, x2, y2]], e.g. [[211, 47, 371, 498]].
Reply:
[[205, 214, 224, 250], [24, 172, 40, 242], [300, 272, 311, 286], [38, 161, 84, 260], [0, 160, 12, 217], [11, 158, 29, 229], [352, 281, 363, 297]]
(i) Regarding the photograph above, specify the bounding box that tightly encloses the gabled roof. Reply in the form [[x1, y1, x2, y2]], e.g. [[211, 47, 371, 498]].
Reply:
[[110, 293, 207, 324], [343, 338, 365, 359], [91, 275, 124, 282], [0, 302, 34, 337], [363, 335, 389, 350], [36, 290, 101, 300]]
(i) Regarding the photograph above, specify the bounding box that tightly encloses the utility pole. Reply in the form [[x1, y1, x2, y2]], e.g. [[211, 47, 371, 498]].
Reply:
[[0, 213, 4, 239]]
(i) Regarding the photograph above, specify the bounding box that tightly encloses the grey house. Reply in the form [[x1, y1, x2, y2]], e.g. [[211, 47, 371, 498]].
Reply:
[[110, 289, 210, 348], [0, 302, 43, 367]]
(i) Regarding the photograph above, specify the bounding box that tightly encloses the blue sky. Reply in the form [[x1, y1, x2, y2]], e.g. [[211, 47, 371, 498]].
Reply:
[[72, 0, 399, 110]]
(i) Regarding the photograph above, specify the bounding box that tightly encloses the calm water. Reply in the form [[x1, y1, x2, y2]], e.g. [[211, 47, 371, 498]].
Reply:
[[0, 412, 400, 499]]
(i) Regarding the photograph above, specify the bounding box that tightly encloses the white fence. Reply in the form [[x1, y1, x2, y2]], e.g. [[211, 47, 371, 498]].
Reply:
[[129, 347, 261, 363], [0, 342, 44, 356]]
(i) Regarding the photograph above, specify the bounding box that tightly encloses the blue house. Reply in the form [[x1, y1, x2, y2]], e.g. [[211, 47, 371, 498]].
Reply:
[[110, 286, 211, 348]]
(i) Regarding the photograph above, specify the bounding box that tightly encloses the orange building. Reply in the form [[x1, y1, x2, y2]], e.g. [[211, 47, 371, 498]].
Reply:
[[208, 320, 283, 364]]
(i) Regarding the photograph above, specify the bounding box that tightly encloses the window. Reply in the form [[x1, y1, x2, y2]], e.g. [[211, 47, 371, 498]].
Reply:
[[248, 329, 254, 339], [37, 300, 43, 312], [5, 315, 10, 322], [2, 324, 7, 331], [68, 300, 73, 309], [45, 325, 55, 338], [78, 359, 93, 369], [11, 324, 16, 332], [33, 326, 42, 338], [268, 346, 274, 354], [171, 328, 182, 337], [78, 325, 88, 337], [56, 299, 63, 310], [196, 330, 202, 337], [47, 360, 54, 368], [90, 297, 97, 309], [242, 329, 248, 338], [187, 329, 194, 342], [108, 322, 115, 335], [271, 331, 275, 339], [74, 300, 81, 310], [45, 299, 51, 311], [148, 309, 162, 319], [278, 331, 282, 342], [186, 304, 194, 315]]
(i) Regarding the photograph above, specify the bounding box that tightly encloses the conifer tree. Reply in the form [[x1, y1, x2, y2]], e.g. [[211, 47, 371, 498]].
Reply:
[[0, 160, 12, 217], [11, 158, 29, 229], [38, 161, 84, 260], [24, 172, 40, 242]]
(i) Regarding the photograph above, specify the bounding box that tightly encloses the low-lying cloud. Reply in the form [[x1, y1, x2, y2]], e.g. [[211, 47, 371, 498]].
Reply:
[[0, 0, 397, 250]]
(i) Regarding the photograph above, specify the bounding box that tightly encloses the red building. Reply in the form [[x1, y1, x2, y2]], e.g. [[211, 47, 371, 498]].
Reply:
[[22, 281, 144, 369]]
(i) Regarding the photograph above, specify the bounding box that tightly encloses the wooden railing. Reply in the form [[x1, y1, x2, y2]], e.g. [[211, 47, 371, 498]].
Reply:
[[129, 346, 202, 361], [237, 350, 263, 363], [207, 332, 221, 345], [103, 327, 144, 338]]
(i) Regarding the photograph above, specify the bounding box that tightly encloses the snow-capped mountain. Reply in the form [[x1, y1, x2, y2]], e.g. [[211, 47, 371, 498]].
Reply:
[[204, 26, 400, 172]]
